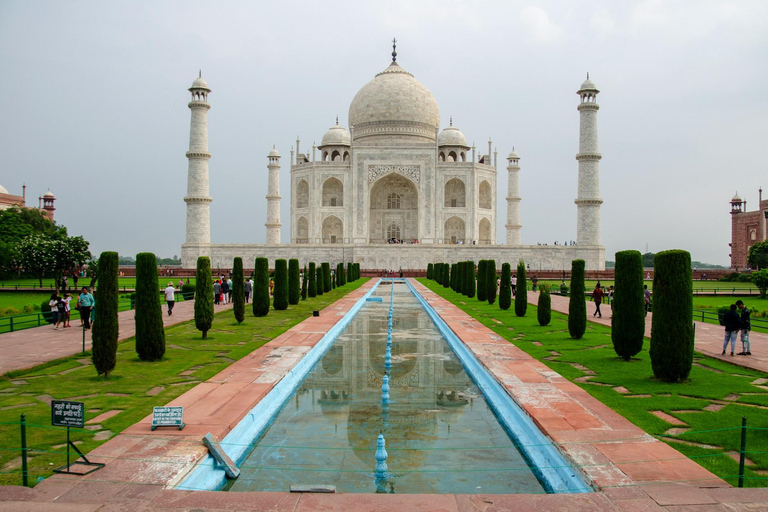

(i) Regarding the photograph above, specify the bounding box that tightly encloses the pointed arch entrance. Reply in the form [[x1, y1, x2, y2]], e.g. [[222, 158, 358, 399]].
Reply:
[[369, 173, 418, 243]]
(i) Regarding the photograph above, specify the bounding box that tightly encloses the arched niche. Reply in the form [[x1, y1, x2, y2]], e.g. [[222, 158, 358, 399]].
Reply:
[[479, 218, 491, 244], [479, 180, 492, 209], [444, 178, 466, 208], [296, 179, 309, 208], [444, 216, 465, 244], [322, 177, 343, 207], [369, 173, 418, 243], [296, 216, 308, 243], [322, 215, 343, 243]]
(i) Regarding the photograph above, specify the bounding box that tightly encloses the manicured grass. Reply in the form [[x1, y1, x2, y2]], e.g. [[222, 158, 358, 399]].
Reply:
[[419, 278, 768, 487], [0, 277, 196, 291], [0, 292, 49, 312], [535, 279, 761, 293], [0, 278, 368, 486]]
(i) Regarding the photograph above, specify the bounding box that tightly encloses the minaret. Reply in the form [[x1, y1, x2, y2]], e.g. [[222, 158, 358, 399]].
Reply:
[[265, 147, 282, 244], [575, 74, 602, 246], [505, 149, 521, 245], [184, 73, 212, 246]]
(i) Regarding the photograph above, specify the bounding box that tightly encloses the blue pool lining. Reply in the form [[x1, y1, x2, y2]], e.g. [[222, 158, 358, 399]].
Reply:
[[177, 279, 382, 491], [403, 278, 593, 494]]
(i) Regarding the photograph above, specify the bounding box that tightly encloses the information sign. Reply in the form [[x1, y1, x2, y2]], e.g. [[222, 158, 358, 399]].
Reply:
[[51, 400, 84, 429], [152, 406, 185, 430]]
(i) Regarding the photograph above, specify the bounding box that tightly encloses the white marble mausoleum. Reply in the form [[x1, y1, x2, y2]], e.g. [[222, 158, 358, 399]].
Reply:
[[181, 45, 605, 271]]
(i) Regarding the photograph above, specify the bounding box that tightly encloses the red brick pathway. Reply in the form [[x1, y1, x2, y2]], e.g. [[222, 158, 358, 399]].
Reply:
[[0, 299, 234, 376], [1, 279, 766, 511]]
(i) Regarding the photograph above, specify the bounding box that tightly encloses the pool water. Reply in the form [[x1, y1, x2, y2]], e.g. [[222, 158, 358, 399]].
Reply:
[[225, 283, 545, 494]]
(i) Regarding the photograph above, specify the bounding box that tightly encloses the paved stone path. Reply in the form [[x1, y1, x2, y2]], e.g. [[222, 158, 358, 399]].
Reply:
[[0, 299, 234, 376], [534, 290, 768, 374]]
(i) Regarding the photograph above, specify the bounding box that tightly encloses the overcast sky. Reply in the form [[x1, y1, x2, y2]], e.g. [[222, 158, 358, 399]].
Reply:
[[1, 0, 766, 266]]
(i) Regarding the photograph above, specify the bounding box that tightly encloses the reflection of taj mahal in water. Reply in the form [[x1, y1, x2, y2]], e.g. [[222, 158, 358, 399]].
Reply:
[[182, 43, 605, 270]]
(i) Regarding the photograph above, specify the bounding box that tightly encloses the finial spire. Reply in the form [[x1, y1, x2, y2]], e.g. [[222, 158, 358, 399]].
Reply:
[[336, 115, 339, 125], [449, 116, 453, 126], [391, 38, 397, 62], [587, 72, 589, 79], [199, 70, 202, 78]]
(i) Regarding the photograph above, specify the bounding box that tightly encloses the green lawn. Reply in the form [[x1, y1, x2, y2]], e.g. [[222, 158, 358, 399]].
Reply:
[[0, 277, 196, 292], [419, 279, 768, 488], [0, 292, 49, 312], [534, 279, 761, 293], [0, 278, 368, 486]]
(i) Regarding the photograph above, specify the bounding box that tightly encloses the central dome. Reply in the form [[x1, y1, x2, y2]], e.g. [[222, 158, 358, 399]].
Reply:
[[348, 62, 440, 142]]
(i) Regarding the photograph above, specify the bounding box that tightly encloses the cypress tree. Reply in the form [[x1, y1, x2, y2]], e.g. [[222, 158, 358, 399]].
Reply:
[[92, 251, 118, 378], [340, 262, 346, 285], [252, 257, 270, 317], [467, 261, 476, 298], [288, 259, 300, 305], [332, 269, 336, 289], [316, 266, 324, 296], [612, 250, 645, 361], [499, 262, 512, 310], [457, 262, 465, 294], [434, 263, 441, 284], [427, 263, 433, 280], [650, 250, 694, 382], [515, 261, 528, 317], [568, 259, 587, 339], [487, 259, 497, 305], [443, 263, 450, 288], [232, 257, 245, 324], [450, 263, 456, 291], [301, 265, 308, 300], [273, 259, 288, 310], [135, 252, 166, 361], [347, 262, 353, 282], [308, 262, 317, 297], [477, 260, 487, 301], [537, 284, 551, 326], [322, 262, 331, 292], [194, 256, 214, 338]]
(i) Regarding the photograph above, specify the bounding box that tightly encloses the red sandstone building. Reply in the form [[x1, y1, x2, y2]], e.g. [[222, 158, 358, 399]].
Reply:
[[730, 188, 767, 269], [0, 184, 56, 221]]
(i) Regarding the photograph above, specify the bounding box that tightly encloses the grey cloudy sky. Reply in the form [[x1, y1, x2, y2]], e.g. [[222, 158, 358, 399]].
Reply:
[[1, 0, 766, 266]]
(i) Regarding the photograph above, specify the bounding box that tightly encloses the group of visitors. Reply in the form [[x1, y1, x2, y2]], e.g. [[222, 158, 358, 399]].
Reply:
[[48, 287, 94, 330], [213, 276, 232, 305], [723, 300, 751, 356]]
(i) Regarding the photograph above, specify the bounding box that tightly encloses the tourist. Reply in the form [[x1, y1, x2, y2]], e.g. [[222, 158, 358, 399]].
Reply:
[[591, 282, 604, 318], [164, 282, 176, 316], [78, 287, 94, 330], [644, 285, 651, 315], [49, 293, 60, 329], [511, 274, 517, 296], [221, 278, 230, 304], [608, 286, 615, 315], [736, 300, 751, 355], [722, 304, 740, 356], [63, 293, 72, 327], [227, 276, 233, 303], [244, 278, 252, 303], [213, 280, 221, 305], [72, 270, 79, 289], [179, 278, 184, 289], [531, 275, 538, 291], [269, 278, 274, 296]]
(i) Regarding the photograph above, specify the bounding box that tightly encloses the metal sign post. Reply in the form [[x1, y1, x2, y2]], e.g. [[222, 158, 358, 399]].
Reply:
[[51, 400, 104, 475]]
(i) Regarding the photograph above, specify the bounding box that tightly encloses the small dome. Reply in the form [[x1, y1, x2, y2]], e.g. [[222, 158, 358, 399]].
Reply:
[[732, 192, 742, 202], [437, 125, 467, 147], [578, 74, 599, 94], [268, 147, 280, 158], [321, 123, 351, 147], [190, 76, 211, 91], [43, 190, 54, 198], [0, 184, 8, 195], [508, 149, 520, 159]]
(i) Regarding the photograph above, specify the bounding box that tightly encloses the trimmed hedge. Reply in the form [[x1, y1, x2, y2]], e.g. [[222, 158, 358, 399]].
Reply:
[[650, 250, 694, 382], [252, 257, 270, 317], [194, 256, 214, 338], [92, 251, 118, 377], [322, 263, 331, 293], [316, 266, 324, 296], [487, 259, 497, 305], [466, 261, 476, 298], [308, 262, 317, 298], [499, 262, 511, 310], [427, 263, 433, 280], [135, 252, 166, 362], [233, 257, 245, 324], [301, 265, 308, 300], [568, 259, 586, 339], [477, 260, 487, 301], [288, 259, 300, 305], [273, 259, 288, 310], [347, 262, 353, 282], [612, 250, 645, 361], [515, 261, 528, 317], [537, 284, 551, 326]]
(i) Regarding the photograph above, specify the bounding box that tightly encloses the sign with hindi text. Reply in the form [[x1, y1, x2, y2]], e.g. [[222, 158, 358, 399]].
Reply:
[[152, 406, 185, 430], [51, 400, 85, 428]]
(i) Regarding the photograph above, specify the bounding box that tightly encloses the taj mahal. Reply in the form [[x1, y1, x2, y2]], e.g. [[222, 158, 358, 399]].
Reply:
[[181, 44, 606, 271]]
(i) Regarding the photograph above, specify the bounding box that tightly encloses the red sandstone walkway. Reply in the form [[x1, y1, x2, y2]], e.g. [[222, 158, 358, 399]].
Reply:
[[1, 279, 766, 511], [535, 290, 768, 374], [0, 299, 234, 376]]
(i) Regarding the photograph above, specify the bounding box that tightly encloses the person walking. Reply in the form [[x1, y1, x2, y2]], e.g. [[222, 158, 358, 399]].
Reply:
[[164, 282, 176, 316], [736, 300, 751, 355], [591, 282, 604, 318], [49, 293, 60, 329], [531, 275, 538, 292], [78, 287, 94, 330], [213, 280, 221, 305], [511, 274, 517, 296], [227, 276, 233, 303], [644, 285, 652, 315], [63, 293, 72, 327], [244, 278, 252, 304], [722, 304, 740, 356], [221, 278, 230, 304]]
